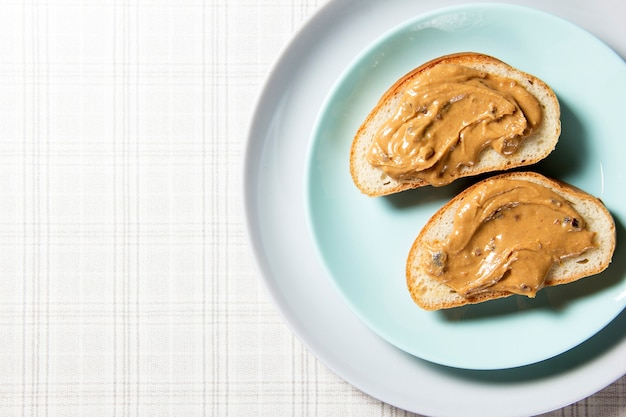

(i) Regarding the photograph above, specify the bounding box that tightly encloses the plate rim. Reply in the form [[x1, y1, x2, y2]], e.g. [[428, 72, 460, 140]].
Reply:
[[242, 0, 626, 415]]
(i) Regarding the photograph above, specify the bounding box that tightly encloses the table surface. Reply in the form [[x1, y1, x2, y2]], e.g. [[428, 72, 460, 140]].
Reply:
[[0, 0, 624, 415]]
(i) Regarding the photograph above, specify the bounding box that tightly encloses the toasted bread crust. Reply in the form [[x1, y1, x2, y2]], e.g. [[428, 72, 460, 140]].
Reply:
[[350, 53, 561, 196], [406, 172, 616, 310]]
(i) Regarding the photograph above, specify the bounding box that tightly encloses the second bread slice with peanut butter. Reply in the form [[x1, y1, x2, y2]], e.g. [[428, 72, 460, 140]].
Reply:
[[406, 171, 616, 311], [350, 52, 561, 196]]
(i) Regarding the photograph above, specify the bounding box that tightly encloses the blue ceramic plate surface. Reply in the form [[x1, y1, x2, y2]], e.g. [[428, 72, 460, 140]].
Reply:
[[305, 3, 626, 370]]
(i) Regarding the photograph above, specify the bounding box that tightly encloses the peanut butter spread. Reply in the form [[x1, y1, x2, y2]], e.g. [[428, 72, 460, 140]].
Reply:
[[421, 179, 596, 298], [367, 64, 543, 186]]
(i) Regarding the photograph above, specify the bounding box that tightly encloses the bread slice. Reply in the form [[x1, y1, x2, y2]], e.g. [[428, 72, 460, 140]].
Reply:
[[406, 172, 616, 311], [350, 52, 561, 196]]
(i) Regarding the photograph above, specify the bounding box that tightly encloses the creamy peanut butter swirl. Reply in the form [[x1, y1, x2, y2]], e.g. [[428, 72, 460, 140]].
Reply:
[[421, 179, 596, 298], [367, 64, 543, 186]]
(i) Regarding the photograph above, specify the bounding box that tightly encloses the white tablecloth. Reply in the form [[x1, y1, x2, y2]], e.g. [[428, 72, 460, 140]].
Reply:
[[0, 0, 623, 415]]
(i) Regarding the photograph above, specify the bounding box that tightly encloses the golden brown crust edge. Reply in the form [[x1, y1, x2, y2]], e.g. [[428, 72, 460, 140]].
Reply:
[[349, 52, 560, 197], [405, 171, 616, 311]]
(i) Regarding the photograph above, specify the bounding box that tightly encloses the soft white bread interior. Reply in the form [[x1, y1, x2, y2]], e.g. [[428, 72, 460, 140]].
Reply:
[[406, 171, 616, 311], [350, 52, 561, 197]]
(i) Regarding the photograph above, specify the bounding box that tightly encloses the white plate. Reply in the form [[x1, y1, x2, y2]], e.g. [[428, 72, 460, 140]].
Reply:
[[304, 3, 626, 370], [243, 1, 626, 416]]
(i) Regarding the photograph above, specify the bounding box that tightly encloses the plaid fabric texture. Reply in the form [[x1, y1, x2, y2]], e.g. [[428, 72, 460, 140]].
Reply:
[[0, 0, 623, 415]]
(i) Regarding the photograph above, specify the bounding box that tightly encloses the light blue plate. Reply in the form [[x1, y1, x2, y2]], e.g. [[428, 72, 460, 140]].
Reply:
[[305, 3, 626, 370]]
